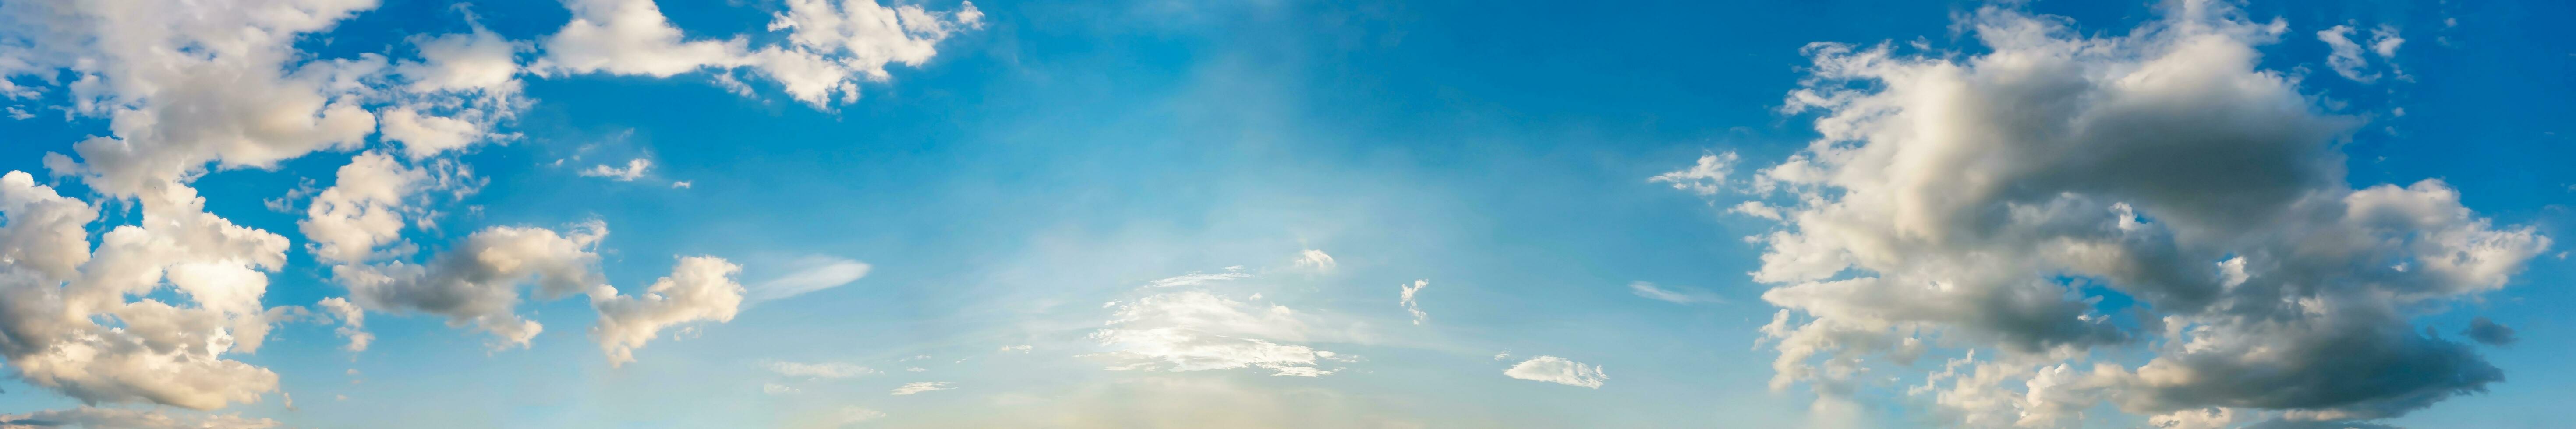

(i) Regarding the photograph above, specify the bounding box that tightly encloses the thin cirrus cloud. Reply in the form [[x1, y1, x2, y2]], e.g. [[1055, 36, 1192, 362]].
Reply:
[[1627, 281, 1722, 305], [747, 255, 874, 303], [890, 382, 955, 395]]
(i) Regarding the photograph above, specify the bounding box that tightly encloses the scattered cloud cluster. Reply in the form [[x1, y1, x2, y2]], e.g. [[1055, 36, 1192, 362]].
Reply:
[[1503, 356, 1607, 389], [1294, 249, 1337, 271], [1399, 279, 1430, 325], [2318, 23, 2406, 83], [1662, 1, 2547, 426], [0, 0, 977, 415]]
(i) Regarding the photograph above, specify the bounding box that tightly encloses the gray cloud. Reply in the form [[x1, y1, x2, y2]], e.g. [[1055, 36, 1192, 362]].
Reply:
[[2462, 317, 2516, 347]]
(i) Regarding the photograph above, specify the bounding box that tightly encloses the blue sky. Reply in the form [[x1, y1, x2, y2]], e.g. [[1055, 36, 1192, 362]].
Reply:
[[0, 0, 2569, 428]]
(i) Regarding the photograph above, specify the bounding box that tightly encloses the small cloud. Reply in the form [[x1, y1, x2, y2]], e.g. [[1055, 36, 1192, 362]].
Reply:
[[2463, 317, 2517, 346], [670, 180, 691, 189], [1400, 279, 1430, 325], [1493, 351, 1511, 361], [1146, 267, 1251, 288], [1295, 249, 1338, 271], [890, 381, 955, 395], [1629, 281, 1723, 304], [748, 256, 872, 302], [906, 367, 926, 373], [999, 345, 1032, 353], [1504, 356, 1608, 389], [579, 158, 652, 181], [1650, 151, 1739, 196], [762, 383, 798, 395]]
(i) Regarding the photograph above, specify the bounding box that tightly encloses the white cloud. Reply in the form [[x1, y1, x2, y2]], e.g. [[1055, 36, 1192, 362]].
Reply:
[[1649, 151, 1738, 196], [1627, 281, 1721, 304], [747, 255, 871, 302], [890, 381, 955, 395], [670, 180, 692, 189], [764, 360, 876, 379], [316, 297, 372, 352], [2319, 24, 2406, 84], [580, 158, 653, 181], [761, 383, 798, 395], [999, 345, 1032, 353], [1398, 279, 1429, 325], [1144, 267, 1252, 288], [589, 256, 747, 366], [1294, 249, 1337, 271], [1722, 1, 2547, 425], [906, 367, 927, 373], [1504, 356, 1607, 389], [537, 0, 984, 108], [1090, 265, 1345, 376]]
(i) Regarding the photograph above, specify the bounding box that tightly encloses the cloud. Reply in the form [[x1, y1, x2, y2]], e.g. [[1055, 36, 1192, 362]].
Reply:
[[1145, 266, 1252, 288], [890, 381, 955, 395], [1649, 151, 1738, 196], [999, 345, 1032, 353], [2461, 317, 2516, 346], [316, 297, 372, 352], [1701, 1, 2547, 425], [589, 256, 747, 366], [0, 407, 279, 429], [1091, 266, 1345, 376], [1503, 356, 1607, 388], [537, 0, 984, 108], [763, 360, 876, 379], [2319, 24, 2405, 83], [761, 383, 797, 395], [580, 158, 653, 181], [1293, 249, 1337, 271], [1627, 281, 1721, 304], [825, 407, 886, 425], [1399, 279, 1429, 325], [747, 255, 872, 302]]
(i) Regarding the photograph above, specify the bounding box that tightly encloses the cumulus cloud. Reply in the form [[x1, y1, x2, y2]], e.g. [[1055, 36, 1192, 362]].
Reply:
[[538, 0, 984, 108], [890, 381, 955, 395], [1628, 281, 1721, 304], [1091, 265, 1347, 377], [1503, 356, 1607, 389], [0, 407, 279, 429], [316, 297, 372, 352], [1294, 249, 1337, 271], [580, 158, 653, 181], [747, 255, 871, 302], [1692, 1, 2547, 425], [1398, 279, 1429, 325], [590, 256, 747, 366]]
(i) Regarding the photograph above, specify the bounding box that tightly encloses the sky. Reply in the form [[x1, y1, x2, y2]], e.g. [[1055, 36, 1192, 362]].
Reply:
[[0, 0, 2570, 428]]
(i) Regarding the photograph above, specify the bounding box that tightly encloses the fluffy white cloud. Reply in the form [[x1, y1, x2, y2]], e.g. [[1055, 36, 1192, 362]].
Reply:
[[1503, 356, 1606, 389], [890, 381, 955, 395], [1293, 249, 1337, 271], [580, 158, 653, 182], [539, 0, 984, 108], [747, 255, 871, 302], [1398, 279, 1429, 325], [0, 407, 279, 429], [1703, 1, 2547, 426], [1091, 266, 1346, 376], [590, 256, 747, 366], [764, 360, 876, 379], [316, 297, 372, 352]]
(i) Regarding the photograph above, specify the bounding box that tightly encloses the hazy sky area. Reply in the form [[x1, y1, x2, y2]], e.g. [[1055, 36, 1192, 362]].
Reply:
[[0, 0, 2571, 427]]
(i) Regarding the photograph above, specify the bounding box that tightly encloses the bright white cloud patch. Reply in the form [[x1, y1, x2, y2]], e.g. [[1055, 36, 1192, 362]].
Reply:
[[1143, 266, 1251, 288], [1091, 264, 1347, 377], [590, 256, 748, 366], [538, 0, 984, 107], [890, 381, 955, 395], [580, 158, 653, 181], [1698, 1, 2548, 426], [1504, 356, 1607, 389], [1649, 151, 1738, 196], [1398, 279, 1430, 325], [748, 255, 872, 302], [2318, 24, 2406, 83], [1294, 249, 1337, 271]]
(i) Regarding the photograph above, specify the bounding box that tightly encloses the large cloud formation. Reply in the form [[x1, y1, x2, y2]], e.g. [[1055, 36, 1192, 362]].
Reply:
[[0, 0, 977, 414], [1672, 0, 2547, 426]]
